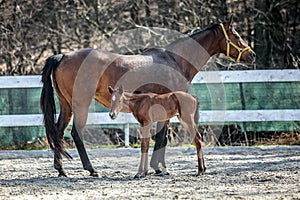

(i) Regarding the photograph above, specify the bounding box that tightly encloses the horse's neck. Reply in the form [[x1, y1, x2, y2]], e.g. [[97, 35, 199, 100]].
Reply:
[[167, 29, 220, 81]]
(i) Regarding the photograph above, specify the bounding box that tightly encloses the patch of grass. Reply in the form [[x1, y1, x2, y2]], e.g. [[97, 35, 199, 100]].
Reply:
[[86, 145, 118, 149], [22, 146, 47, 150]]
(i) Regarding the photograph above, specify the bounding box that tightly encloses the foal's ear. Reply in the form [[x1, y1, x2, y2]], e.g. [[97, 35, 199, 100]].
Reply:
[[108, 86, 114, 94], [118, 85, 124, 94], [225, 15, 233, 29]]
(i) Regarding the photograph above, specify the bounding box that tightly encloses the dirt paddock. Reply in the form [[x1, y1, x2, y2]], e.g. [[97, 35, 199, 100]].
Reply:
[[0, 146, 299, 199]]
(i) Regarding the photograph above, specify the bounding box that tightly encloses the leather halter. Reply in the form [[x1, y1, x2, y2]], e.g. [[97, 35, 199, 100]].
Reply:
[[220, 23, 250, 62]]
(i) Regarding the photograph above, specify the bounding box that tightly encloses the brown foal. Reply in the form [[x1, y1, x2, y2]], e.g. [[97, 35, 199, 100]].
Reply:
[[108, 86, 205, 178]]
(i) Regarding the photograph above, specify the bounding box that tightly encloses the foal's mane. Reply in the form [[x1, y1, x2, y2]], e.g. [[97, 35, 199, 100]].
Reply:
[[123, 91, 155, 104]]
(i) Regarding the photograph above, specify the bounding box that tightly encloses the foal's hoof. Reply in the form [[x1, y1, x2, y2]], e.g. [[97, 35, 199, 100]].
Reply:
[[196, 168, 206, 176], [89, 171, 99, 177], [134, 173, 146, 179]]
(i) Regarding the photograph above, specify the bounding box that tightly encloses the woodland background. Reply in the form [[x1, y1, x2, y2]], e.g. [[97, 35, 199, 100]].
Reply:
[[0, 0, 299, 75]]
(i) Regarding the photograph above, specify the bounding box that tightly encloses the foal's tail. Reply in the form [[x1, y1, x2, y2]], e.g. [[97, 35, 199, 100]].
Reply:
[[193, 95, 200, 126], [40, 54, 71, 159]]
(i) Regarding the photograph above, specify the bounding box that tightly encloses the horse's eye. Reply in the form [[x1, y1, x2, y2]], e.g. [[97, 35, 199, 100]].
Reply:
[[231, 29, 240, 38]]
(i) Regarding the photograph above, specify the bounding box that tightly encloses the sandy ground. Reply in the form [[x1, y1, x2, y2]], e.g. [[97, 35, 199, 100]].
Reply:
[[0, 146, 299, 200]]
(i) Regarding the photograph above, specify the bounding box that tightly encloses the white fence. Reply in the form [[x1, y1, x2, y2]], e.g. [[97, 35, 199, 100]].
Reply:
[[1, 70, 300, 146]]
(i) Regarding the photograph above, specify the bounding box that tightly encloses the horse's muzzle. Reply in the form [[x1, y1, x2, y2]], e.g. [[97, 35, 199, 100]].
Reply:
[[109, 112, 117, 120], [246, 52, 256, 64]]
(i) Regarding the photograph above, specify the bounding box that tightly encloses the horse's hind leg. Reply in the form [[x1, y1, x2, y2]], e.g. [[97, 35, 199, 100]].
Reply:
[[54, 102, 72, 177], [150, 121, 169, 175], [71, 109, 98, 177]]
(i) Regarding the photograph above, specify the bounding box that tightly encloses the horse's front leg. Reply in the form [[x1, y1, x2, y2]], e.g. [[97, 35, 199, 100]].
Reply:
[[54, 107, 72, 177], [135, 125, 151, 179]]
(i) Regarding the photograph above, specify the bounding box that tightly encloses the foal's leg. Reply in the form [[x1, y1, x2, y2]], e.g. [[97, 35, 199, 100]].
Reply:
[[181, 118, 206, 175], [150, 121, 169, 175], [194, 130, 206, 175], [54, 101, 72, 177], [71, 110, 98, 177], [135, 125, 151, 179]]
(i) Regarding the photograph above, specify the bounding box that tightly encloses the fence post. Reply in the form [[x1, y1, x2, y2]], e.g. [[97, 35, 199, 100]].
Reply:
[[124, 123, 130, 147]]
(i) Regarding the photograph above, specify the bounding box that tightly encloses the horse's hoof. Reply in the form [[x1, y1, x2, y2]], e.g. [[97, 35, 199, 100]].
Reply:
[[162, 169, 170, 176], [196, 172, 204, 177], [134, 173, 145, 179], [196, 170, 205, 176], [58, 172, 67, 177], [155, 169, 170, 176], [157, 172, 165, 177], [90, 171, 99, 177]]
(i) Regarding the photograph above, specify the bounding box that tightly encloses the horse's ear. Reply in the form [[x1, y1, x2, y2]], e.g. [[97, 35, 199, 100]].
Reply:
[[225, 15, 233, 29], [108, 86, 114, 94], [119, 85, 124, 94]]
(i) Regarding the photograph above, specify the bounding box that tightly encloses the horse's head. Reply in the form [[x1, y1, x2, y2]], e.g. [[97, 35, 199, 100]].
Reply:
[[219, 15, 256, 63], [108, 85, 125, 120]]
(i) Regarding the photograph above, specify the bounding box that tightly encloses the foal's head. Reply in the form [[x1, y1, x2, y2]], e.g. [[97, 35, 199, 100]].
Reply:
[[218, 15, 256, 63], [108, 86, 126, 120]]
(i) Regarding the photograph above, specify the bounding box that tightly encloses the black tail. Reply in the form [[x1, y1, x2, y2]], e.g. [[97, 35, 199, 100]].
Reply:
[[40, 54, 72, 159], [193, 96, 200, 126]]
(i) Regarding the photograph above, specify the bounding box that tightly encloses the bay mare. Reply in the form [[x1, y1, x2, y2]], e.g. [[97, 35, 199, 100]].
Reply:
[[40, 16, 255, 177], [108, 86, 205, 178]]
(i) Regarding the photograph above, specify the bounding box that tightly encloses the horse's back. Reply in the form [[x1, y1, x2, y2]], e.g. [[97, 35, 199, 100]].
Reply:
[[60, 48, 119, 72]]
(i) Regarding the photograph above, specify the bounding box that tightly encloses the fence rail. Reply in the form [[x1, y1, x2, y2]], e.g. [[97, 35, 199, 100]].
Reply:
[[1, 70, 300, 146], [1, 69, 298, 89], [1, 109, 300, 127]]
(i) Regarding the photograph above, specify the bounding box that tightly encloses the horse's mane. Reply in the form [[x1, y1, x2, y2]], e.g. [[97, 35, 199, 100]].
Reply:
[[188, 23, 221, 38], [167, 23, 221, 49]]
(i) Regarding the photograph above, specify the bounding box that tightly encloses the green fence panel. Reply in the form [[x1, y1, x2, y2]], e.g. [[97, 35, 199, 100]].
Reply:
[[244, 121, 300, 132], [191, 82, 300, 133], [243, 82, 300, 110], [190, 83, 243, 110], [1, 81, 299, 147], [0, 126, 45, 147], [0, 88, 42, 114], [0, 89, 9, 115], [89, 99, 110, 112]]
